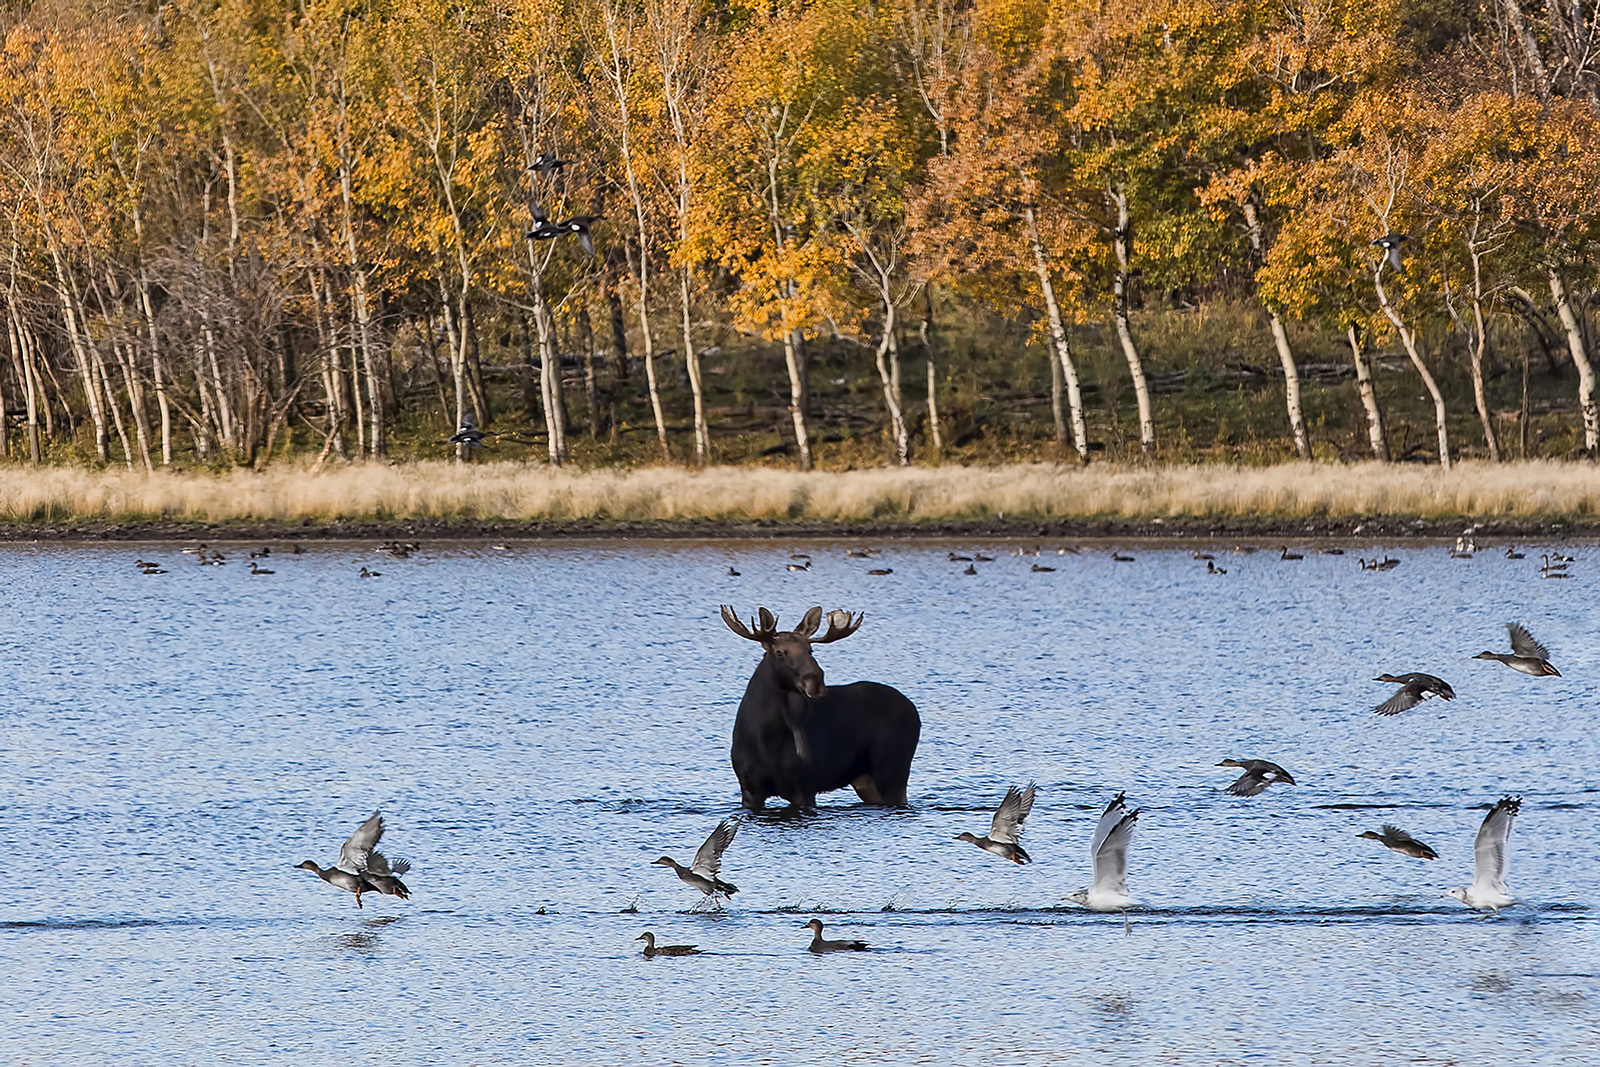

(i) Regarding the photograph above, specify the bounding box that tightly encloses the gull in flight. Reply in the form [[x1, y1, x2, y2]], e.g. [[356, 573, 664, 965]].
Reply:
[[1357, 824, 1439, 859], [1474, 624, 1560, 676], [294, 811, 412, 908], [652, 819, 739, 901], [1067, 792, 1140, 915], [956, 782, 1037, 864], [1372, 672, 1456, 716], [1446, 796, 1522, 913], [1216, 758, 1297, 797]]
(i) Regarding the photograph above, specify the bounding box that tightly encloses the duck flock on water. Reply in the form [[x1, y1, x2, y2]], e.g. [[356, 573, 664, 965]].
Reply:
[[222, 534, 1569, 954]]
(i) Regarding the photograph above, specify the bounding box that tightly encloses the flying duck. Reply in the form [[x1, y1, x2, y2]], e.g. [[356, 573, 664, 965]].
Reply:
[[1474, 623, 1560, 676], [1372, 232, 1408, 272], [556, 215, 601, 256], [1372, 672, 1456, 716], [955, 782, 1037, 864], [1357, 824, 1439, 860], [448, 416, 490, 447], [1216, 758, 1297, 797]]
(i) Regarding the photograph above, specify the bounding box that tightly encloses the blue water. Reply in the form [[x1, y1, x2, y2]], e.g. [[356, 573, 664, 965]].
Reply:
[[1, 538, 1596, 1065]]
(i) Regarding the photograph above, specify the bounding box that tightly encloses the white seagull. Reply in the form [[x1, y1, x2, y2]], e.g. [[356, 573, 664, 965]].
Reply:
[[1446, 796, 1521, 913], [1067, 792, 1140, 913]]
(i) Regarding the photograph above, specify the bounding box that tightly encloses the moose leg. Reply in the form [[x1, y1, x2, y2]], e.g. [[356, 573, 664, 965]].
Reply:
[[740, 787, 767, 812], [850, 775, 887, 805]]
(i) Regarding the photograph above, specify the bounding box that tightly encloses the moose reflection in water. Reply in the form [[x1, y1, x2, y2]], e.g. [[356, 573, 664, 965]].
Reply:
[[720, 605, 921, 811]]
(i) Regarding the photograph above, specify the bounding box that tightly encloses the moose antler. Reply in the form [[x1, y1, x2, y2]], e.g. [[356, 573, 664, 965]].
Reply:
[[812, 608, 864, 644], [721, 604, 780, 642]]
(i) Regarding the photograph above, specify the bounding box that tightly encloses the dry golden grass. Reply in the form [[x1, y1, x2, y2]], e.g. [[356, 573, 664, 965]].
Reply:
[[2, 460, 1599, 524]]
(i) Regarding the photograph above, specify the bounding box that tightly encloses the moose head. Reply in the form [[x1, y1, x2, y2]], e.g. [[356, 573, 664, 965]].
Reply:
[[720, 605, 864, 699]]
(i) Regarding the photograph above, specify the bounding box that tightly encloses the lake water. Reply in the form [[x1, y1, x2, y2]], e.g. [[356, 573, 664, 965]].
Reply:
[[1, 537, 1596, 1065]]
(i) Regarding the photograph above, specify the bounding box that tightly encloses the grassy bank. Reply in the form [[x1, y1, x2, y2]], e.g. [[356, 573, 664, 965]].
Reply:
[[3, 460, 1599, 527]]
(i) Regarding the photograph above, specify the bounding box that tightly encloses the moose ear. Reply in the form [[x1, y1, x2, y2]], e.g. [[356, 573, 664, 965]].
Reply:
[[794, 606, 823, 637], [758, 607, 777, 632]]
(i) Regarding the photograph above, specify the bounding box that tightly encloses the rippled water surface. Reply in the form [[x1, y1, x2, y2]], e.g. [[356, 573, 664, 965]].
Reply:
[[3, 537, 1598, 1065]]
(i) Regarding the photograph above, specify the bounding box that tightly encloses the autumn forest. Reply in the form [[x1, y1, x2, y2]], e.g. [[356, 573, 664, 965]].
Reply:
[[2, 0, 1599, 473]]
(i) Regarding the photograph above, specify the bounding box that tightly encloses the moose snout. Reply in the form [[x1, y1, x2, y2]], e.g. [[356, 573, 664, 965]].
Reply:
[[799, 671, 826, 699]]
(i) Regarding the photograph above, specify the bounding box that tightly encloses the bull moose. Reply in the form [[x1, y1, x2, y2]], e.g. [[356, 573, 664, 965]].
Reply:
[[720, 604, 921, 811]]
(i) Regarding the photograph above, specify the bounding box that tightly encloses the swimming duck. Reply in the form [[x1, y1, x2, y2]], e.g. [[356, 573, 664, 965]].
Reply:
[[1376, 556, 1400, 570], [1446, 796, 1521, 913], [295, 811, 411, 909], [1539, 554, 1569, 571], [1357, 824, 1439, 860], [727, 566, 741, 576], [142, 566, 167, 574], [1067, 792, 1140, 913], [948, 552, 972, 562], [1031, 563, 1055, 573], [962, 563, 977, 575], [1372, 672, 1456, 716], [974, 553, 995, 562], [1192, 550, 1215, 560], [1111, 551, 1134, 562], [359, 567, 381, 578], [636, 932, 702, 958], [1319, 547, 1346, 555], [1216, 758, 1297, 797], [1550, 550, 1575, 563], [249, 547, 272, 559], [1279, 546, 1304, 560], [804, 918, 868, 953], [789, 551, 811, 560], [1474, 623, 1560, 676], [868, 568, 893, 575], [785, 560, 811, 572], [1206, 560, 1226, 574], [1504, 546, 1525, 559], [652, 819, 739, 900], [956, 782, 1037, 864], [249, 561, 274, 575], [1371, 232, 1408, 273]]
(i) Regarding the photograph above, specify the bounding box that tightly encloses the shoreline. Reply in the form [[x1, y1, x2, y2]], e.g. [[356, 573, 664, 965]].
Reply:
[[3, 460, 1600, 542], [4, 514, 1598, 543]]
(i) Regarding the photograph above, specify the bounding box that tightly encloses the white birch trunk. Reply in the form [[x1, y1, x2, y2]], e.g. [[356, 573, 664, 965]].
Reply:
[[1109, 186, 1155, 457]]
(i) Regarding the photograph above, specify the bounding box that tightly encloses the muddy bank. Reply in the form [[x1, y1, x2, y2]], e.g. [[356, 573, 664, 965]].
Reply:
[[4, 514, 1598, 543]]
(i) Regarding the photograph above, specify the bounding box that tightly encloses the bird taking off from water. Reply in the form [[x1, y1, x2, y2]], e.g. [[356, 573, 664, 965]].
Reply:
[[956, 782, 1037, 864], [1446, 796, 1522, 913], [1372, 232, 1408, 273], [1216, 758, 1297, 797], [294, 811, 412, 909], [1372, 672, 1456, 716], [652, 819, 739, 900], [1066, 791, 1140, 913]]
